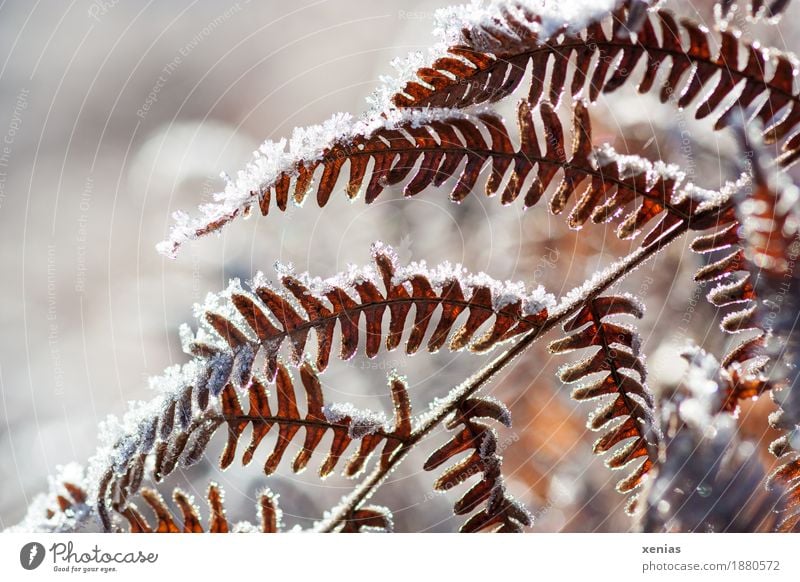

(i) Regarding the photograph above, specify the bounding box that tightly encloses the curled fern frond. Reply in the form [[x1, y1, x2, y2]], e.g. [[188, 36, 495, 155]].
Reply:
[[690, 171, 770, 379], [424, 396, 531, 532], [549, 294, 659, 512], [691, 221, 766, 371], [393, 4, 800, 167]]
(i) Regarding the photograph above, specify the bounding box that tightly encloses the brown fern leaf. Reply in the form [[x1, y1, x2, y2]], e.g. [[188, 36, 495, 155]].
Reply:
[[210, 242, 553, 377], [120, 483, 281, 533], [99, 362, 412, 530], [690, 204, 768, 386], [691, 221, 771, 405], [163, 85, 739, 257], [250, 100, 598, 215], [339, 506, 395, 533], [692, 127, 800, 409], [43, 481, 88, 522], [424, 396, 531, 532], [549, 294, 659, 512], [392, 3, 800, 167]]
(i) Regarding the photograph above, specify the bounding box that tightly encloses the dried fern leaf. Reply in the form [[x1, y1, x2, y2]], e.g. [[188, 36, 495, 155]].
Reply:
[[424, 396, 531, 532], [690, 128, 799, 412], [549, 294, 659, 511], [100, 362, 413, 530], [393, 3, 800, 167], [211, 241, 553, 375], [47, 240, 553, 531], [691, 190, 766, 382], [120, 483, 282, 533], [162, 96, 732, 255]]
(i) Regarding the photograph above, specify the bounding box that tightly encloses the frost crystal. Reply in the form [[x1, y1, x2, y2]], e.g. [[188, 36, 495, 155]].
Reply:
[[434, 0, 620, 50], [323, 402, 388, 439], [677, 344, 729, 432], [6, 463, 93, 533]]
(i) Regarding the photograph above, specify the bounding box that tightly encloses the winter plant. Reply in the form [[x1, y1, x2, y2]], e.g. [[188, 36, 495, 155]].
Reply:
[[10, 0, 800, 533]]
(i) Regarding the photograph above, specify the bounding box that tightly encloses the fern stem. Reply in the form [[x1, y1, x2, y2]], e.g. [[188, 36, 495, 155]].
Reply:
[[316, 223, 691, 531]]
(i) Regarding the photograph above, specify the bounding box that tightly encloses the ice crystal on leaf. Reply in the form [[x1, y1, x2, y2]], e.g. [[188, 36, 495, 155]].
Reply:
[[323, 403, 389, 439]]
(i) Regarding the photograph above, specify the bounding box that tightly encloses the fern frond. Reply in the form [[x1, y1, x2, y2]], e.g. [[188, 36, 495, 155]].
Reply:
[[161, 95, 733, 255], [733, 132, 800, 532], [690, 173, 770, 384], [393, 4, 800, 167], [120, 483, 233, 533], [691, 220, 768, 375], [687, 126, 795, 414], [100, 362, 413, 530], [206, 242, 553, 376], [424, 396, 532, 532], [549, 294, 659, 512]]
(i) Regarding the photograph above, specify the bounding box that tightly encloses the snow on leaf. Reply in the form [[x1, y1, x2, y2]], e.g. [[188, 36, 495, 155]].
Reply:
[[323, 402, 388, 439]]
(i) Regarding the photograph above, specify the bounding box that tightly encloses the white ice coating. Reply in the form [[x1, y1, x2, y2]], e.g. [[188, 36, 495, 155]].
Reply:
[[389, 252, 555, 316], [322, 402, 389, 439], [433, 0, 620, 50]]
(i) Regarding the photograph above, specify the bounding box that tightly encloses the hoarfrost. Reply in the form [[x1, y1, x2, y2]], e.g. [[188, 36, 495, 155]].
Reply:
[[323, 402, 389, 439], [6, 463, 92, 533], [434, 0, 620, 51], [677, 345, 728, 432], [158, 0, 623, 258]]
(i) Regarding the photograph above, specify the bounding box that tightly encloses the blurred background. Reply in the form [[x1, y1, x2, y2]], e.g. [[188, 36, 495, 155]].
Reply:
[[0, 0, 797, 532]]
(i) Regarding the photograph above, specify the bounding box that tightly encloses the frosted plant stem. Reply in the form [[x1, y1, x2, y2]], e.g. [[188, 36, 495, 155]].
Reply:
[[316, 222, 690, 532]]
